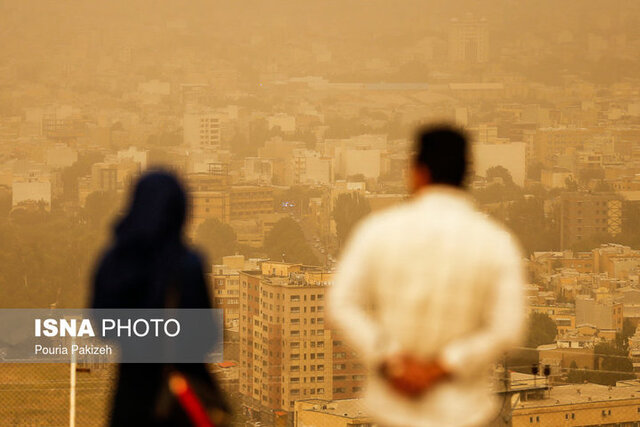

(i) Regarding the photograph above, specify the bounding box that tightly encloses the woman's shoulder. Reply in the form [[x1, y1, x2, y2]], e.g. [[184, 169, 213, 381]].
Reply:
[[182, 248, 208, 272]]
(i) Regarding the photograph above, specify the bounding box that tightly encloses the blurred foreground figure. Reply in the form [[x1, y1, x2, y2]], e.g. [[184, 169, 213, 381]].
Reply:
[[92, 171, 229, 426], [330, 126, 525, 427]]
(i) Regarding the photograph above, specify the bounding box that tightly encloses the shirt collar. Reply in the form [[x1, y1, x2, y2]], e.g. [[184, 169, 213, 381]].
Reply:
[[412, 184, 475, 207]]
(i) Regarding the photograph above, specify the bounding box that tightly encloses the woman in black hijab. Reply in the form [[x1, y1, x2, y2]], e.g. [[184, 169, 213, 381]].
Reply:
[[92, 171, 229, 426]]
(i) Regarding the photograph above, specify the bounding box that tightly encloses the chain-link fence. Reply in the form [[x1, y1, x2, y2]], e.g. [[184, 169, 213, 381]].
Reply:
[[3, 362, 640, 427], [0, 364, 115, 427]]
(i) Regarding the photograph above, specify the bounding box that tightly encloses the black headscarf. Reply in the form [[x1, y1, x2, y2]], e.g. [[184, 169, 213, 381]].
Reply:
[[91, 172, 228, 427], [92, 171, 190, 308]]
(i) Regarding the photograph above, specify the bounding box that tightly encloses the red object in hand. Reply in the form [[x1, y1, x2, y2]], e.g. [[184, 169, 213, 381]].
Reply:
[[169, 372, 215, 427], [380, 355, 451, 399]]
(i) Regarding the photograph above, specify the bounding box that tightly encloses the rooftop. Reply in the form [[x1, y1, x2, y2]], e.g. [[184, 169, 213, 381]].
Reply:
[[297, 398, 370, 419], [514, 382, 640, 410]]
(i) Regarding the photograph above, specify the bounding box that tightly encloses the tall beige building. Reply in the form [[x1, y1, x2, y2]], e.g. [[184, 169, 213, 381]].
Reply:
[[238, 262, 365, 423], [560, 192, 622, 249], [211, 255, 254, 329], [186, 170, 231, 231], [448, 15, 489, 63], [183, 111, 221, 150]]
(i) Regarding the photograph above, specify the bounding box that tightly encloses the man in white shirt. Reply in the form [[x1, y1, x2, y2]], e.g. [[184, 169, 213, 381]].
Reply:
[[329, 125, 525, 427]]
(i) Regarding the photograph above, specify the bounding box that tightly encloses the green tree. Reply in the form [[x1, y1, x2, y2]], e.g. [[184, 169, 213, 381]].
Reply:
[[621, 201, 640, 247], [0, 187, 11, 216], [565, 176, 578, 192], [525, 312, 558, 348], [333, 193, 371, 248], [194, 218, 238, 265], [84, 191, 121, 227], [263, 217, 318, 265], [615, 318, 636, 353], [347, 174, 365, 182], [146, 129, 182, 147], [60, 151, 105, 202], [486, 166, 514, 186], [589, 342, 634, 386], [473, 183, 510, 204], [247, 118, 270, 155], [593, 180, 612, 192], [0, 210, 101, 308], [527, 162, 544, 181], [570, 232, 617, 252], [505, 347, 539, 375], [472, 176, 522, 205], [505, 196, 560, 254], [274, 186, 321, 217], [567, 360, 587, 384], [578, 167, 605, 184]]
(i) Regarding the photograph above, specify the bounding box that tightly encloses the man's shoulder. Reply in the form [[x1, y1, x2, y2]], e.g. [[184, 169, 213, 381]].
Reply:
[[473, 212, 523, 258], [473, 210, 510, 234], [343, 204, 407, 251], [357, 202, 410, 233]]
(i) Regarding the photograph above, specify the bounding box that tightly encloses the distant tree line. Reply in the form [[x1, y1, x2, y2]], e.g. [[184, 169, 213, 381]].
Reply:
[[194, 216, 318, 269]]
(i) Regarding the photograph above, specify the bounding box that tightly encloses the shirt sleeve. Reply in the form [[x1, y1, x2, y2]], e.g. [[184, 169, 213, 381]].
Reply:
[[329, 220, 389, 368], [440, 233, 526, 378]]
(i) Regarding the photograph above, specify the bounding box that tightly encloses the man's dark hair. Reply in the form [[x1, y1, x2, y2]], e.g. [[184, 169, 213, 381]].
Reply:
[[414, 125, 468, 187]]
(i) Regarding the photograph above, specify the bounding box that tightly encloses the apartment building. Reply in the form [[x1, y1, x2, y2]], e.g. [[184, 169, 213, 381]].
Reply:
[[210, 255, 253, 329], [183, 111, 221, 150], [238, 261, 365, 422], [188, 171, 231, 230], [594, 244, 640, 280], [448, 15, 489, 63], [560, 192, 622, 249], [532, 128, 590, 168], [575, 296, 624, 332], [529, 304, 576, 336], [230, 186, 275, 220]]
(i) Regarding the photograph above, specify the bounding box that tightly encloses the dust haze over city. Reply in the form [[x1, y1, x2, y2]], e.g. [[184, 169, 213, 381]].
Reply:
[[1, 0, 640, 426]]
